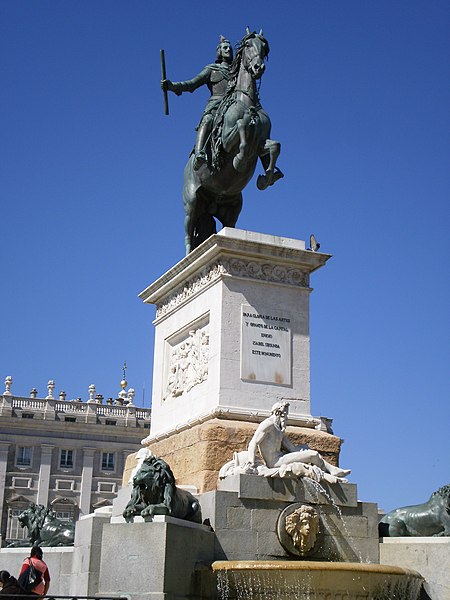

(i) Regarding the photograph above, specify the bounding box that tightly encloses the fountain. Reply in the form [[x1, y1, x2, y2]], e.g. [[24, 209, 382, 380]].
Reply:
[[185, 401, 424, 599], [213, 560, 424, 600]]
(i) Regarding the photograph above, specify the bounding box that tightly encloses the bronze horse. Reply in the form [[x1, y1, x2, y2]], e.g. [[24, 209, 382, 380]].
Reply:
[[183, 30, 283, 254]]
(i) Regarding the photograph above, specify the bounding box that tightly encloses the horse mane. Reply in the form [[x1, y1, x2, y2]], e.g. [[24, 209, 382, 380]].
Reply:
[[210, 32, 269, 171]]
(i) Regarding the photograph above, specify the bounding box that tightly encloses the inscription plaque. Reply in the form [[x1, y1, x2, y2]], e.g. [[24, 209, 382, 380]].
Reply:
[[241, 304, 292, 385]]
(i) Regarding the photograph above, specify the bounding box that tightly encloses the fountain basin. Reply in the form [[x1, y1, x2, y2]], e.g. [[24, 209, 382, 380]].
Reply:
[[213, 560, 424, 600]]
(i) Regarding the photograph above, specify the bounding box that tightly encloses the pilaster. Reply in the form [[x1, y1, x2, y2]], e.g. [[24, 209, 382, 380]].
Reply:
[[79, 447, 96, 516], [0, 442, 10, 541], [36, 444, 54, 506]]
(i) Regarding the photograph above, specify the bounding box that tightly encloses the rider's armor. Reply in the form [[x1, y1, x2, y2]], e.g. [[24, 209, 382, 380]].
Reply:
[[171, 63, 231, 169]]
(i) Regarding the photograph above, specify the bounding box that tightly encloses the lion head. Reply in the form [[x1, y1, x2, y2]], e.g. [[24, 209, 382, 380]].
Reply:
[[133, 456, 176, 508], [431, 484, 450, 500], [285, 505, 320, 556]]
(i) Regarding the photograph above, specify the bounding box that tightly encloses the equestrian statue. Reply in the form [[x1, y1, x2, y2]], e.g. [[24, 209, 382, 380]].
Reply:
[[161, 29, 283, 254]]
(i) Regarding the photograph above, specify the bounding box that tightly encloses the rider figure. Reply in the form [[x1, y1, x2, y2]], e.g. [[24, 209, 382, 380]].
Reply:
[[161, 36, 233, 170]]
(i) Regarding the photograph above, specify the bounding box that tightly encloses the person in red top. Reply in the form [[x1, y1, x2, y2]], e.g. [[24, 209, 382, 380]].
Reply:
[[19, 546, 50, 596]]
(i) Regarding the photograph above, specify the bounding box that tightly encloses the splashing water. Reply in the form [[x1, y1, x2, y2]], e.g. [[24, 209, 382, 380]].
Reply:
[[303, 477, 364, 563], [214, 562, 423, 600]]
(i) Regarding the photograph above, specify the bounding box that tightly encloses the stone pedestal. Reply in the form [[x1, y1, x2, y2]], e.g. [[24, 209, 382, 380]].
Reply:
[[134, 229, 340, 492], [97, 519, 215, 600], [140, 229, 332, 439], [380, 537, 450, 600]]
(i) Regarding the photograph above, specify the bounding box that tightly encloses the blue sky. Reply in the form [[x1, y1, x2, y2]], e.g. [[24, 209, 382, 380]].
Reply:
[[1, 1, 449, 512]]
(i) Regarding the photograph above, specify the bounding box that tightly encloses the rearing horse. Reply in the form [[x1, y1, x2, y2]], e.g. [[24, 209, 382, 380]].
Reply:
[[183, 30, 283, 254]]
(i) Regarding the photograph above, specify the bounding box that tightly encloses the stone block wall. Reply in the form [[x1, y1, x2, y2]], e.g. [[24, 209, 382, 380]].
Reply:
[[200, 475, 379, 564]]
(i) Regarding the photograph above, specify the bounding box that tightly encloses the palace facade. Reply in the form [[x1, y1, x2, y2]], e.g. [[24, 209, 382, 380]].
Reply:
[[0, 376, 151, 546]]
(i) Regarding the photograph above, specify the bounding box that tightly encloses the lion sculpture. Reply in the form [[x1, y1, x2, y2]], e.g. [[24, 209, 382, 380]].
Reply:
[[123, 455, 202, 523], [7, 503, 75, 547], [379, 484, 450, 537]]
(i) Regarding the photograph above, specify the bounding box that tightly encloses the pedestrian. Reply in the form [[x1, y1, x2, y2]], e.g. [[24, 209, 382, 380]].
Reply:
[[19, 546, 50, 596], [0, 570, 24, 599]]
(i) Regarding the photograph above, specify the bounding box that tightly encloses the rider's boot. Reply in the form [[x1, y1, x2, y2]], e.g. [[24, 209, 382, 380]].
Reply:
[[193, 123, 209, 171]]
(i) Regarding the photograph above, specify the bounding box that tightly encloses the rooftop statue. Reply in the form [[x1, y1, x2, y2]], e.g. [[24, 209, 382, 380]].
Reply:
[[219, 401, 351, 484], [161, 29, 284, 254], [379, 484, 450, 537], [7, 503, 75, 547]]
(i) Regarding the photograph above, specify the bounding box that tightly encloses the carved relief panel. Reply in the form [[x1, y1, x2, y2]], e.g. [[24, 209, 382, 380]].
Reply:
[[163, 318, 210, 401]]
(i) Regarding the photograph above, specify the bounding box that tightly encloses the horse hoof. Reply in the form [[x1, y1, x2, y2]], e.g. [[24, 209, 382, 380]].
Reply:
[[257, 168, 284, 190], [257, 175, 269, 190]]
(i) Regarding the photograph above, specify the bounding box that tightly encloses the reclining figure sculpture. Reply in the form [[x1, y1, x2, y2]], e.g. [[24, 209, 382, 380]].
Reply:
[[219, 401, 351, 484]]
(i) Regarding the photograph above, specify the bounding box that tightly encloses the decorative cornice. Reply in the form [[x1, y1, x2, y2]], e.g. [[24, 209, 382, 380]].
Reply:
[[139, 229, 331, 309], [156, 258, 310, 319], [156, 262, 225, 319]]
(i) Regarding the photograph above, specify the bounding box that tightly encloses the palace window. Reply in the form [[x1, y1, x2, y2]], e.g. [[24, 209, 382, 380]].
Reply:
[[101, 452, 115, 471], [22, 413, 34, 419], [6, 506, 28, 543], [16, 447, 31, 467], [60, 449, 74, 469]]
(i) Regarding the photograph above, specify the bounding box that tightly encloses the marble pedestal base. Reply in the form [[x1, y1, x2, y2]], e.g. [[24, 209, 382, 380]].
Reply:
[[140, 228, 332, 441]]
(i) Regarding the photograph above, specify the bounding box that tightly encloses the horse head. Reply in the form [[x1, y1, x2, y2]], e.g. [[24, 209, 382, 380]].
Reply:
[[239, 31, 269, 80], [226, 30, 270, 88]]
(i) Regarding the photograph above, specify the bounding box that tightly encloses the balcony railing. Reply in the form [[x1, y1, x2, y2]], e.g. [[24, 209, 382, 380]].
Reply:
[[0, 395, 151, 428]]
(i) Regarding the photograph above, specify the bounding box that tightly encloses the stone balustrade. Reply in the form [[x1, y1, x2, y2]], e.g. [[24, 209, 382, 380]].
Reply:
[[0, 392, 151, 428]]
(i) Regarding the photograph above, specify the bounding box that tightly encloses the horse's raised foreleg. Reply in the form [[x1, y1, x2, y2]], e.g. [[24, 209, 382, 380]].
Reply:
[[257, 139, 284, 190], [233, 112, 257, 173]]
